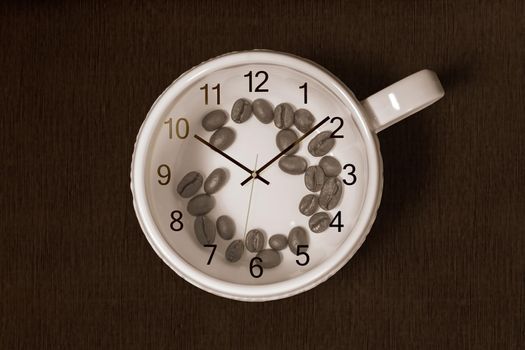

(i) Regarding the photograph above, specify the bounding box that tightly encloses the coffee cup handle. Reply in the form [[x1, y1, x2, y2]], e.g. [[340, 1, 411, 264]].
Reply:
[[361, 69, 444, 133]]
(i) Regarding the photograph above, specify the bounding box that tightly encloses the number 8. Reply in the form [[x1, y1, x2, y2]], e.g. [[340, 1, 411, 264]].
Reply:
[[170, 210, 183, 231]]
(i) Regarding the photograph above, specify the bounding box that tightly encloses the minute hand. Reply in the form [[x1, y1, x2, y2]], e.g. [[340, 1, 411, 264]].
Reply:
[[240, 116, 330, 186]]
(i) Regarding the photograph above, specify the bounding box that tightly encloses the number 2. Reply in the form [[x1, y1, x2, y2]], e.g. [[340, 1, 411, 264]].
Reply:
[[330, 117, 344, 138]]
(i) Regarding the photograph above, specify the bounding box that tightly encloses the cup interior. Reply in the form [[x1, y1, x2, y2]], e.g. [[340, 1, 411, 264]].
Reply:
[[131, 51, 383, 300]]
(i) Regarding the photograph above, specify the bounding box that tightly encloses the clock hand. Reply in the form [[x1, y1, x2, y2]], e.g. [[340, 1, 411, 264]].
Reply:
[[240, 116, 330, 186], [194, 134, 270, 185], [243, 154, 258, 238]]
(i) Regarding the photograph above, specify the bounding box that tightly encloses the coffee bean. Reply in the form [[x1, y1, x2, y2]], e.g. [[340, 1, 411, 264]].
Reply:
[[319, 177, 343, 210], [210, 127, 235, 150], [194, 215, 216, 245], [176, 171, 203, 198], [245, 229, 265, 252], [276, 129, 299, 155], [256, 249, 282, 268], [202, 110, 227, 131], [231, 98, 252, 123], [252, 98, 274, 124], [274, 103, 294, 129], [309, 212, 331, 233], [288, 227, 309, 255], [278, 155, 307, 175], [225, 240, 244, 262], [304, 166, 325, 192], [187, 194, 215, 216], [204, 168, 227, 194], [216, 215, 235, 240], [299, 194, 319, 216], [319, 156, 342, 177], [308, 131, 335, 156], [269, 234, 288, 250], [294, 108, 315, 133]]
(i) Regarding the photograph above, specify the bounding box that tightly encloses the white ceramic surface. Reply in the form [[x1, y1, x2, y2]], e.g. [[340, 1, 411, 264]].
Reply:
[[130, 50, 444, 301]]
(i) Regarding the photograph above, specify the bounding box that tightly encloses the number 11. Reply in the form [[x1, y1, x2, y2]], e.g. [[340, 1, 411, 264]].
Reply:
[[200, 83, 221, 105]]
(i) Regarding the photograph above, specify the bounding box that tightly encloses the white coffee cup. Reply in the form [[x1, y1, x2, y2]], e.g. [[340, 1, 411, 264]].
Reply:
[[131, 50, 444, 301]]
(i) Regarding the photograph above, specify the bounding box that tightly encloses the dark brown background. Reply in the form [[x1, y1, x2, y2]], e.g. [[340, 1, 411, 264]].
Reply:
[[1, 0, 524, 349]]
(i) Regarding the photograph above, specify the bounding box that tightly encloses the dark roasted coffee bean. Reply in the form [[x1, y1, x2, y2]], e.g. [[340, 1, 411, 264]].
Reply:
[[216, 215, 235, 240], [204, 168, 227, 194], [294, 108, 315, 133], [187, 194, 215, 216], [268, 234, 288, 250], [304, 166, 325, 192], [225, 240, 244, 262], [288, 227, 308, 255], [274, 103, 294, 129], [176, 171, 203, 198], [209, 127, 235, 150], [252, 98, 274, 124], [245, 229, 265, 252], [202, 110, 227, 131], [319, 156, 342, 177], [308, 131, 335, 156], [299, 194, 319, 216], [231, 98, 252, 123], [278, 155, 307, 175], [194, 215, 216, 245], [276, 129, 299, 155], [319, 177, 343, 210], [309, 212, 331, 233], [256, 249, 282, 268]]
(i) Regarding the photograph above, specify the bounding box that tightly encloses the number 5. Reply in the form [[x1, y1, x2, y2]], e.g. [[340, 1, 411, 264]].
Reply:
[[296, 245, 309, 266]]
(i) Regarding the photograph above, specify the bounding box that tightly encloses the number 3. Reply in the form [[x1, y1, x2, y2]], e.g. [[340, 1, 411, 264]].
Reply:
[[343, 163, 357, 185]]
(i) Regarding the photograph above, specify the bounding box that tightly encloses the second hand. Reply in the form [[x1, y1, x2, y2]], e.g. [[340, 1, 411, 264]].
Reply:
[[243, 154, 258, 238]]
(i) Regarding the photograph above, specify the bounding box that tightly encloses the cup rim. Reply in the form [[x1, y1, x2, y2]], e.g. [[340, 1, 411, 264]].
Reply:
[[130, 50, 383, 301]]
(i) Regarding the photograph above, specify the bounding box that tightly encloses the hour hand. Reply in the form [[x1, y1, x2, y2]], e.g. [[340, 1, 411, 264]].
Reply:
[[194, 134, 270, 185]]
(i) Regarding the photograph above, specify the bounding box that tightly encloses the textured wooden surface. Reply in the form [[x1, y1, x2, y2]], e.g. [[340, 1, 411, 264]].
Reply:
[[1, 1, 524, 348]]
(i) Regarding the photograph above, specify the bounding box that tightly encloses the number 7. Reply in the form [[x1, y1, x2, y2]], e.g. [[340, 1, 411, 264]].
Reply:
[[204, 244, 217, 265]]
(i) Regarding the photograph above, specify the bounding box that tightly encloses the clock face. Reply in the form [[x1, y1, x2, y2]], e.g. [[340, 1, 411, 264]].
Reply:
[[144, 62, 370, 285]]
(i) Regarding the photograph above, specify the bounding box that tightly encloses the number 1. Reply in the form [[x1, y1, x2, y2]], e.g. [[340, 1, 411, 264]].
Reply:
[[299, 82, 308, 104]]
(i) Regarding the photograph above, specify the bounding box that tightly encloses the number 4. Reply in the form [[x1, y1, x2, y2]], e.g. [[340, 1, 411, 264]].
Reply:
[[329, 211, 344, 232]]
